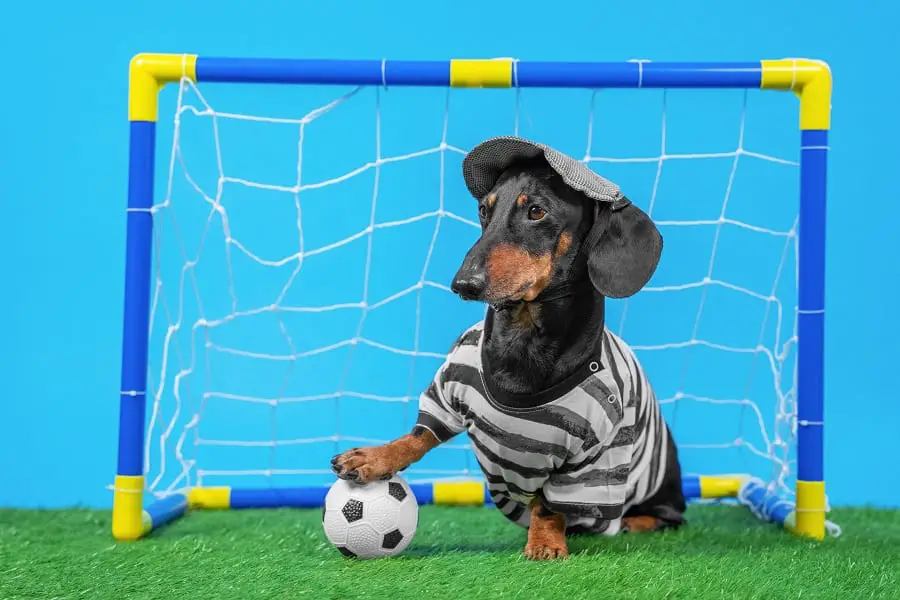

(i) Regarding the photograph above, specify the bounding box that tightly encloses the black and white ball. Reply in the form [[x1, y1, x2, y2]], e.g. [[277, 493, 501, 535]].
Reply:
[[322, 475, 418, 559]]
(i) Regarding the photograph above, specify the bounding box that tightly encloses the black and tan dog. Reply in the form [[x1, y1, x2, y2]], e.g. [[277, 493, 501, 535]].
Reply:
[[332, 137, 686, 560]]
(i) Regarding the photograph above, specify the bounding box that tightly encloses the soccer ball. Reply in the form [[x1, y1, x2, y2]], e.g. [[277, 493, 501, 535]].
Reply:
[[322, 475, 419, 559]]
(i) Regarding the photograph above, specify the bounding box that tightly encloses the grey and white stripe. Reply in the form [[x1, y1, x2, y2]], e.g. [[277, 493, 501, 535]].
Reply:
[[416, 321, 670, 535]]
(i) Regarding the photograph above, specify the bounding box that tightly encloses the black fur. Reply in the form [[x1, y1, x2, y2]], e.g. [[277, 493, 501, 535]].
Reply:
[[450, 158, 660, 400], [450, 157, 685, 530]]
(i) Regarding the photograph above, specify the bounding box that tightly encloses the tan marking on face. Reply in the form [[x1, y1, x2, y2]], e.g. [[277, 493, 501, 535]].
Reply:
[[516, 193, 528, 207], [521, 261, 553, 301], [485, 243, 553, 302], [555, 232, 571, 257], [486, 193, 497, 208]]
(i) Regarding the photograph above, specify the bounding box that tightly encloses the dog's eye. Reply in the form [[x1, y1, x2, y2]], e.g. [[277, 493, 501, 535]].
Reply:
[[479, 205, 488, 219], [528, 205, 546, 221]]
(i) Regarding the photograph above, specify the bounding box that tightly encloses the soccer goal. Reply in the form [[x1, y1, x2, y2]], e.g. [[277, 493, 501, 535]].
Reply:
[[113, 53, 838, 542]]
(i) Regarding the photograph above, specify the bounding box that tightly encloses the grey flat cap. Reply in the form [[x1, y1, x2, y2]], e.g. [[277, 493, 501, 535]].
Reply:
[[461, 136, 630, 209]]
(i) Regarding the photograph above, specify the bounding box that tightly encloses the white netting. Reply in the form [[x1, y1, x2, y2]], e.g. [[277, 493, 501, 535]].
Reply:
[[141, 67, 806, 508]]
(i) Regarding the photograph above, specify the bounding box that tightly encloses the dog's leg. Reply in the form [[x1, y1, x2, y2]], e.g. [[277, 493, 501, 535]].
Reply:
[[331, 426, 440, 484], [622, 515, 669, 533], [523, 500, 569, 560]]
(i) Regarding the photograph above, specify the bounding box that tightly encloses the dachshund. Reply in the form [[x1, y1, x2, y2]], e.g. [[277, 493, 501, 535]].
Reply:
[[331, 137, 686, 560]]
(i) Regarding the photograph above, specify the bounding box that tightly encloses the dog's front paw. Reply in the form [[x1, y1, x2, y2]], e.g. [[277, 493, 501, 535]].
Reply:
[[330, 446, 395, 484], [523, 540, 569, 561]]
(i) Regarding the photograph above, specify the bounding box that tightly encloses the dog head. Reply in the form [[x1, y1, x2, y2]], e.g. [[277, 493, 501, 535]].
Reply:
[[450, 156, 662, 306]]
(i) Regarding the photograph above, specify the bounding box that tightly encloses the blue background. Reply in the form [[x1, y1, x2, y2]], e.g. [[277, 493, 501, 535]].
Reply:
[[1, 0, 898, 510]]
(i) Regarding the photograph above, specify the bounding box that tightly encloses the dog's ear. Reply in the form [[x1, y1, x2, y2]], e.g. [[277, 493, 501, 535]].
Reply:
[[586, 203, 662, 298]]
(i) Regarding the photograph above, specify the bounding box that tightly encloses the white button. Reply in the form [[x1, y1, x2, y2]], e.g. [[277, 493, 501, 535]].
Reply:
[[589, 361, 599, 373], [607, 394, 617, 404]]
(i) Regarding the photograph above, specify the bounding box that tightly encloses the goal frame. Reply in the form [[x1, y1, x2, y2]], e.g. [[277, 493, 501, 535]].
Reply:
[[113, 53, 831, 541]]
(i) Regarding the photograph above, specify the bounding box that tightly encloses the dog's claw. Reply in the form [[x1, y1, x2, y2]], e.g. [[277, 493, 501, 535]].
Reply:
[[523, 544, 569, 560], [329, 446, 394, 484]]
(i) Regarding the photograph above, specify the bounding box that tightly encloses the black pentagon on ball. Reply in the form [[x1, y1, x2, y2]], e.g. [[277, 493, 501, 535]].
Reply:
[[336, 546, 357, 558], [382, 529, 404, 550], [341, 499, 364, 522], [387, 481, 407, 502]]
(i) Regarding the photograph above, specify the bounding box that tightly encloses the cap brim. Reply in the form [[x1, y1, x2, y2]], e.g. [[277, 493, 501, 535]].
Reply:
[[461, 136, 624, 205]]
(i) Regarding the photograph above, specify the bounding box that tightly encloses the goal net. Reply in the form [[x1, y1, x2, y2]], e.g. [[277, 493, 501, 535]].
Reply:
[[124, 56, 836, 538]]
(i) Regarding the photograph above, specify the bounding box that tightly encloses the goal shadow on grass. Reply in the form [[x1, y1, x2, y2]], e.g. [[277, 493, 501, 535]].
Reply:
[[566, 505, 831, 558]]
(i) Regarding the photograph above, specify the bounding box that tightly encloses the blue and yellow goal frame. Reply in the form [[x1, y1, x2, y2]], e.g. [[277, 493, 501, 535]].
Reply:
[[115, 54, 831, 542]]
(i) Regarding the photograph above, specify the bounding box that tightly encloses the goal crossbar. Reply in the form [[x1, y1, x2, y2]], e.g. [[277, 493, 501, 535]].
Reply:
[[114, 53, 831, 542]]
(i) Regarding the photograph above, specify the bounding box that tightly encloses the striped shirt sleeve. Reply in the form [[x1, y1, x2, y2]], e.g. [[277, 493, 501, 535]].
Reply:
[[415, 368, 465, 442]]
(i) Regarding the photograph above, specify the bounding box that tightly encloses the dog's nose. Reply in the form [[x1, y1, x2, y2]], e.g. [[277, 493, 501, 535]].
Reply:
[[451, 272, 487, 301]]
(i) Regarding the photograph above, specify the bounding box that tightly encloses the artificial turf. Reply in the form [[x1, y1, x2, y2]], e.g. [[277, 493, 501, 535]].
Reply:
[[0, 503, 897, 600]]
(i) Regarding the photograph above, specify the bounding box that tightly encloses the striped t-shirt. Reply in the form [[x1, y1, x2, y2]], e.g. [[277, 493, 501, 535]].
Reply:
[[416, 319, 672, 535]]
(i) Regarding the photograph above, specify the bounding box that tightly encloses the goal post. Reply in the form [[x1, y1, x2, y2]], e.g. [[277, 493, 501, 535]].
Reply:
[[113, 53, 832, 541]]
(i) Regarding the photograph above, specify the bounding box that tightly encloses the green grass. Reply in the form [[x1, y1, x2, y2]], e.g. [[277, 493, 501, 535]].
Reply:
[[1, 504, 898, 600]]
